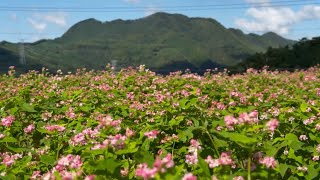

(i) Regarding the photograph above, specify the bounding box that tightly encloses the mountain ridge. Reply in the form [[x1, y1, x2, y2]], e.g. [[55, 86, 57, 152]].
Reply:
[[0, 12, 294, 74]]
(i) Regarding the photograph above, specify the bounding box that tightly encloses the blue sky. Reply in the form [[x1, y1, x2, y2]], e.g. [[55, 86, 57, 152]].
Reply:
[[1, 0, 319, 42]]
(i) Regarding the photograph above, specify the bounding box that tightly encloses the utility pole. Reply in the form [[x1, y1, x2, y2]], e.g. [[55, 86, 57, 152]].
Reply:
[[19, 39, 26, 72], [111, 59, 117, 73]]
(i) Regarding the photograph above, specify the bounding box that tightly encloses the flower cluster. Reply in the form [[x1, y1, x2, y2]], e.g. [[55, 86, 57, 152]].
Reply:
[[186, 139, 201, 165], [205, 152, 235, 169], [44, 124, 66, 132], [69, 128, 99, 146], [224, 111, 259, 129], [135, 154, 174, 179], [1, 152, 22, 167], [1, 115, 15, 127], [144, 130, 159, 139], [259, 156, 277, 169]]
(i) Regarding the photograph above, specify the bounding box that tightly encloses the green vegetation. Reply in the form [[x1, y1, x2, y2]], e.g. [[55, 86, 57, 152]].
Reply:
[[238, 37, 320, 71], [0, 66, 320, 179], [0, 12, 293, 74]]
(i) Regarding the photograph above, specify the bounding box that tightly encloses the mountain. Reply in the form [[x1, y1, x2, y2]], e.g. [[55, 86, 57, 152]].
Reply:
[[0, 12, 294, 74]]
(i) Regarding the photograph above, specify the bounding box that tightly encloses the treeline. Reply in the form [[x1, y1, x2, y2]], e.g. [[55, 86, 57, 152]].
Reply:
[[233, 36, 320, 72]]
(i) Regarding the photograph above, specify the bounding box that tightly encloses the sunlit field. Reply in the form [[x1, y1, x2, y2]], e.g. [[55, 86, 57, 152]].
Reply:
[[0, 65, 320, 179]]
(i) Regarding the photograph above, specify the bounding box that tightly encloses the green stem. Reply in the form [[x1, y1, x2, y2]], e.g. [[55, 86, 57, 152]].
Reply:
[[206, 130, 220, 157], [172, 141, 175, 158], [247, 156, 251, 180]]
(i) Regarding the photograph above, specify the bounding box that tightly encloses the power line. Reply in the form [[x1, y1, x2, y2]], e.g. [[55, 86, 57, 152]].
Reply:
[[0, 1, 318, 12], [0, 0, 315, 9]]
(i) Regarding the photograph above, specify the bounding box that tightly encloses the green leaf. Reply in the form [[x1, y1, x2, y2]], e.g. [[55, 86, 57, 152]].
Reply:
[[219, 131, 257, 145], [133, 150, 154, 166], [305, 165, 319, 180], [198, 156, 211, 178], [279, 163, 289, 178], [0, 137, 18, 143], [300, 102, 308, 112], [214, 138, 228, 148], [20, 103, 37, 112], [40, 155, 56, 166], [98, 158, 121, 174]]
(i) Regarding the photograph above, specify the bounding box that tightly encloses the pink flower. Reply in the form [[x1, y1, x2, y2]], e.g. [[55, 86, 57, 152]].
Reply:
[[190, 139, 201, 150], [144, 130, 159, 139], [108, 134, 127, 149], [125, 128, 135, 137], [182, 173, 197, 180], [205, 155, 219, 168], [312, 156, 319, 161], [266, 119, 279, 132], [2, 156, 15, 167], [259, 157, 277, 169], [299, 135, 308, 141], [233, 176, 245, 180], [121, 168, 129, 177], [218, 152, 235, 167], [135, 163, 158, 179], [56, 154, 83, 171], [24, 124, 35, 133], [186, 152, 198, 165], [45, 124, 66, 132], [0, 133, 5, 139], [30, 171, 41, 180], [85, 175, 96, 180], [224, 115, 237, 128], [315, 124, 320, 130], [1, 116, 15, 127]]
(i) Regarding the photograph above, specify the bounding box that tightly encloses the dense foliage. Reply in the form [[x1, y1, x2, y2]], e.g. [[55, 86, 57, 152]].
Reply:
[[0, 65, 320, 179], [0, 12, 292, 74], [240, 36, 320, 71]]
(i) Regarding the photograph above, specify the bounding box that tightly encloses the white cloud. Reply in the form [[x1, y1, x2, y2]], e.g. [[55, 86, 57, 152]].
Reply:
[[27, 18, 47, 32], [33, 12, 67, 27], [27, 12, 67, 32], [145, 6, 160, 16], [235, 4, 320, 35], [123, 0, 140, 4]]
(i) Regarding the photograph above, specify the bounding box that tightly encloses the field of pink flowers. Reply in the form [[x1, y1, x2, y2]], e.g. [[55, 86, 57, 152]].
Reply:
[[0, 65, 320, 180]]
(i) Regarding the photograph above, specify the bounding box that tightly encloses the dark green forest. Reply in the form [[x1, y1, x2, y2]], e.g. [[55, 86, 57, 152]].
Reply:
[[235, 37, 320, 72]]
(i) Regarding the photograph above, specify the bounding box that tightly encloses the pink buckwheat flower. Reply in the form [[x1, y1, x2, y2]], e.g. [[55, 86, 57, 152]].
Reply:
[[205, 155, 219, 168], [233, 176, 245, 180], [24, 124, 35, 134], [259, 157, 277, 169], [125, 128, 135, 137], [1, 116, 15, 127], [218, 152, 235, 167], [312, 156, 319, 161], [85, 175, 96, 180], [224, 115, 237, 129], [144, 130, 159, 139], [266, 119, 279, 132], [185, 152, 198, 165], [190, 139, 201, 150], [0, 133, 5, 139], [135, 163, 157, 179], [299, 135, 308, 141], [182, 173, 197, 180], [45, 124, 66, 132], [30, 171, 41, 180], [317, 144, 320, 153]]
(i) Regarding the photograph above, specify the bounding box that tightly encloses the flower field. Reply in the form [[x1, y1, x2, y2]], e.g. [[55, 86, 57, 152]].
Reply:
[[0, 66, 320, 180]]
